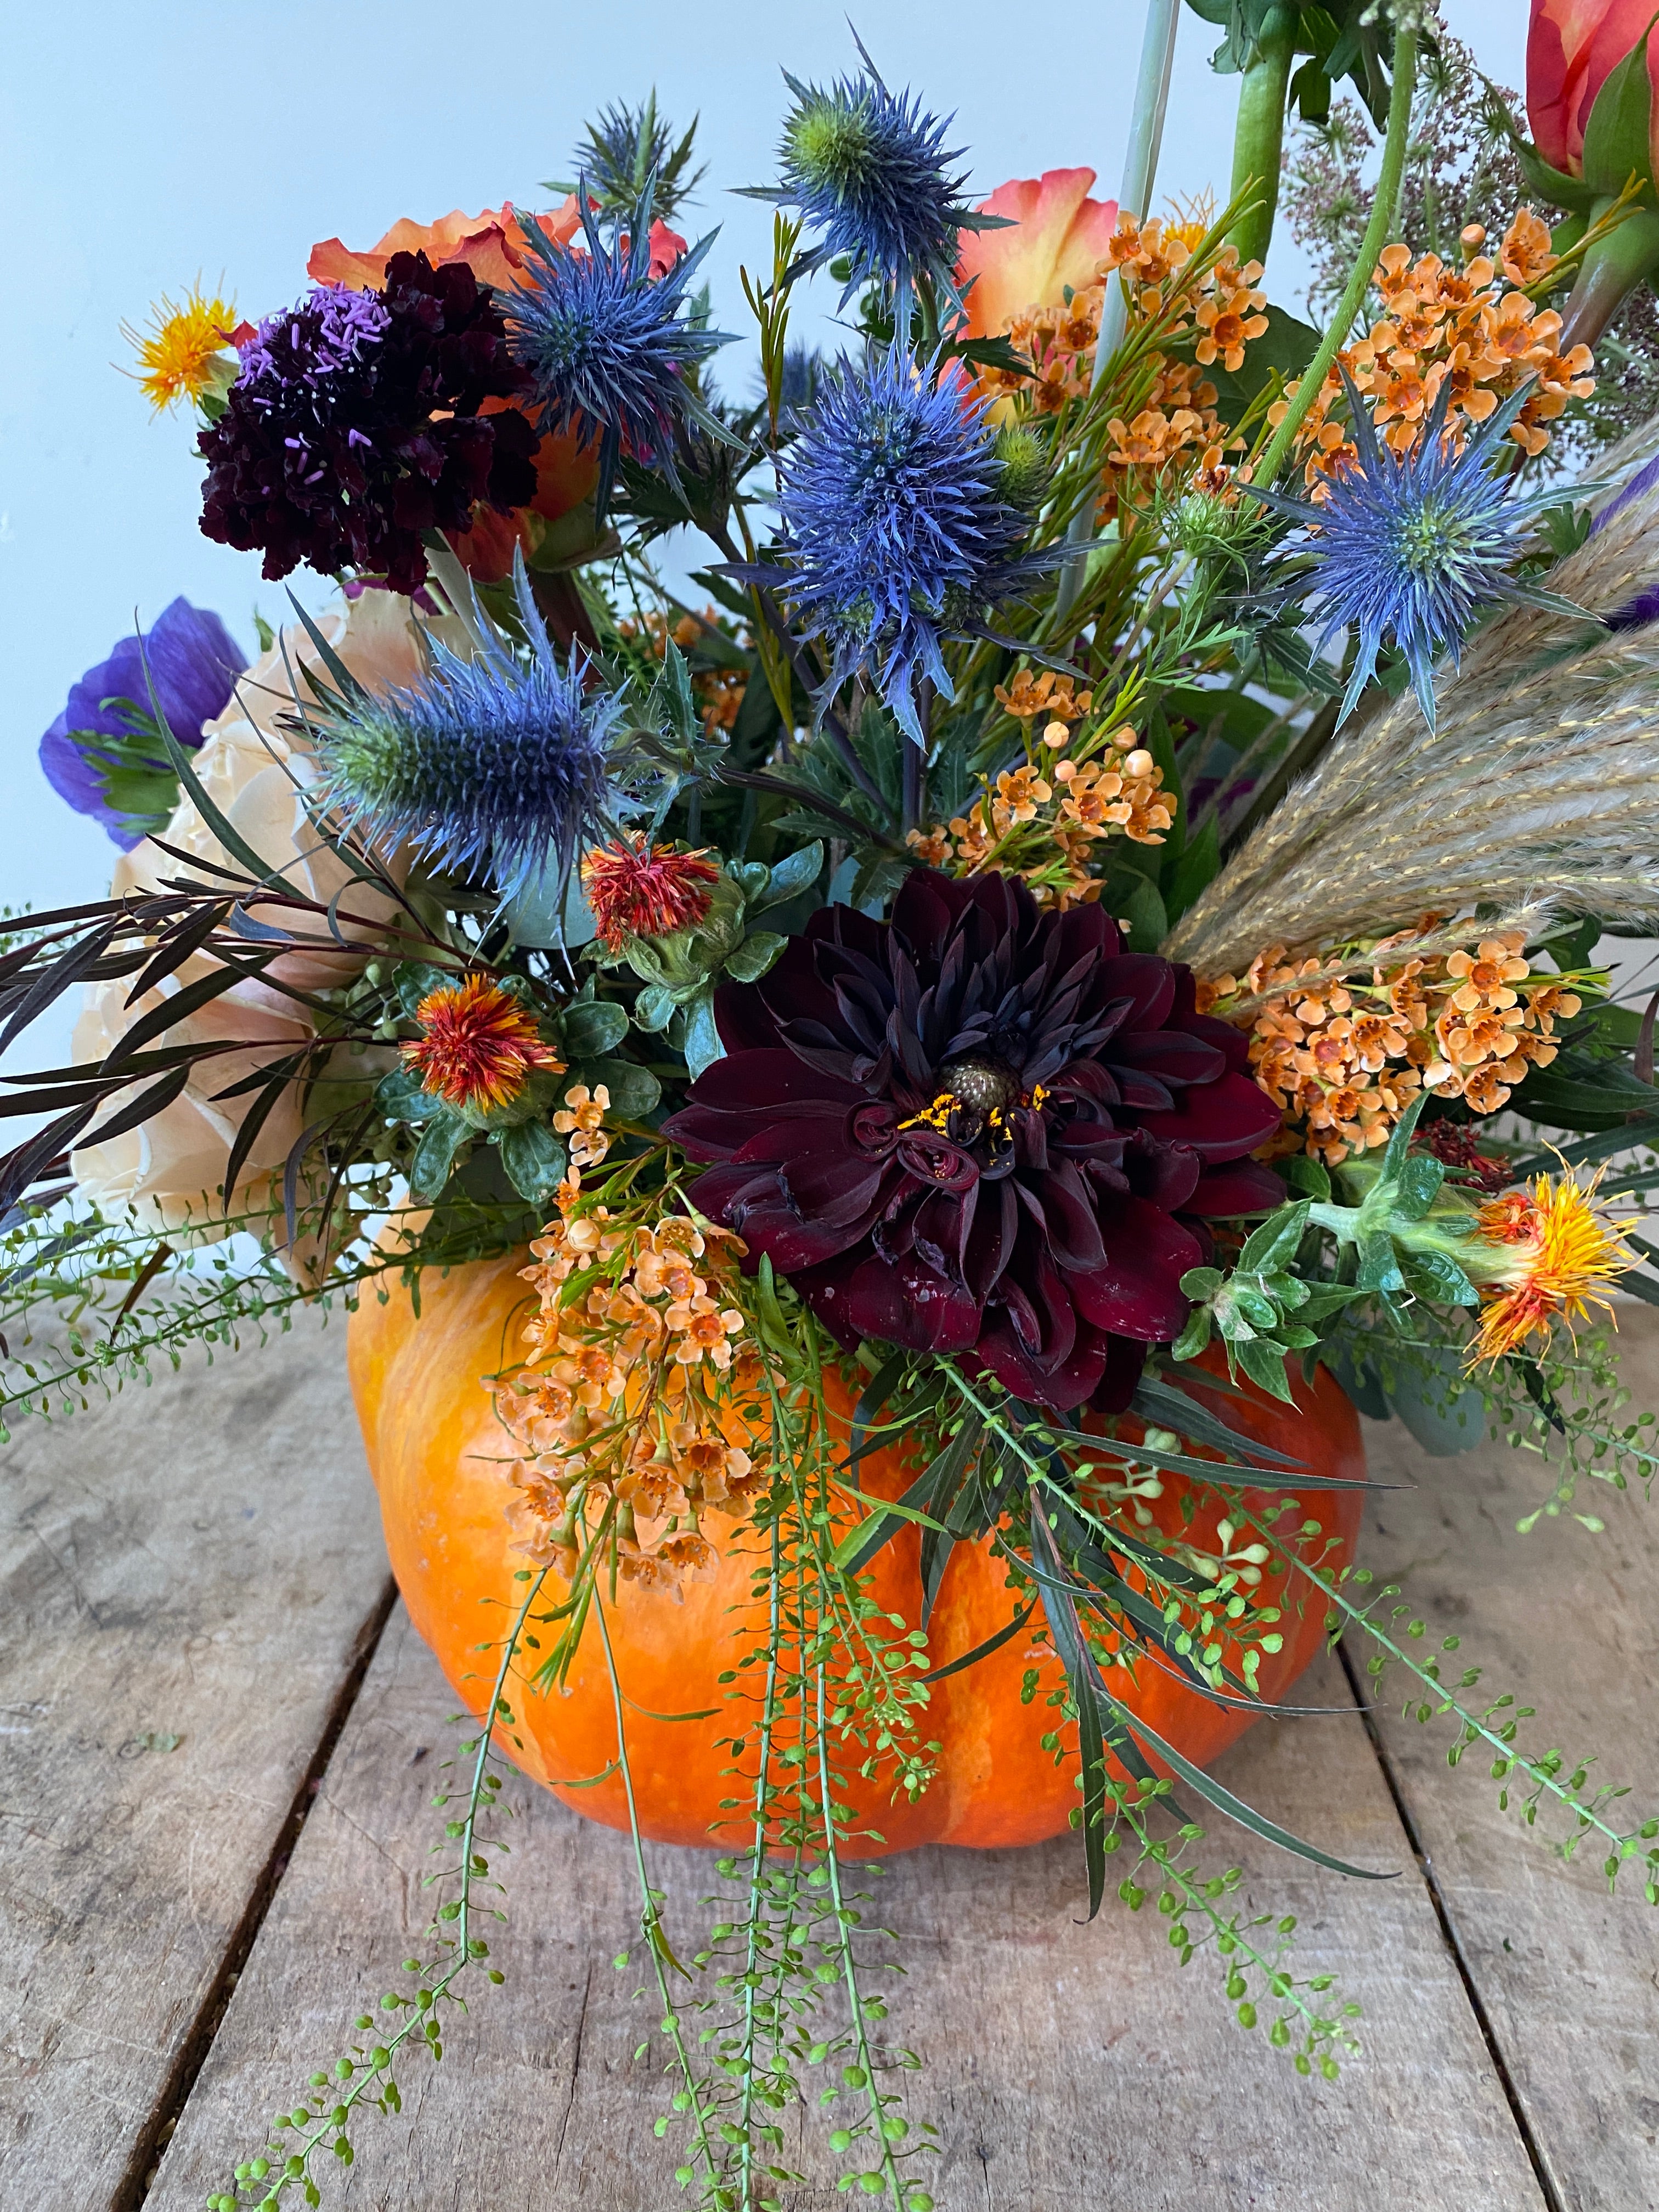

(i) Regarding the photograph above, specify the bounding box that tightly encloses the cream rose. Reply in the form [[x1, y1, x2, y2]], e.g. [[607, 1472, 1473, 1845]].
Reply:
[[112, 585, 449, 989], [69, 958, 315, 1235], [71, 587, 449, 1242]]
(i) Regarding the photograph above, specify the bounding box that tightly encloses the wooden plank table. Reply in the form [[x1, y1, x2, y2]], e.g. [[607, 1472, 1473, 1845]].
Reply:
[[3, 1304, 1656, 2209]]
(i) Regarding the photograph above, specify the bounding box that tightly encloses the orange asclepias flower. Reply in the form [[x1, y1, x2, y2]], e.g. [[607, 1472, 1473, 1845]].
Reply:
[[1468, 1166, 1637, 1364], [402, 976, 565, 1115], [582, 836, 721, 952]]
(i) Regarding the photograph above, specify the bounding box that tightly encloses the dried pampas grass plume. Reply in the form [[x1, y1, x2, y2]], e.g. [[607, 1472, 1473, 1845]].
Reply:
[[1166, 416, 1659, 977]]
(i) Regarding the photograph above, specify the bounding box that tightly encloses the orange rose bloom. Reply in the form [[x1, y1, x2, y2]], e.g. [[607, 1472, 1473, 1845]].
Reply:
[[954, 168, 1119, 348]]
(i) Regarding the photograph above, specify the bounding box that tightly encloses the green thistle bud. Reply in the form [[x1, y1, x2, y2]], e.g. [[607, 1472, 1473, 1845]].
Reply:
[[993, 422, 1051, 514]]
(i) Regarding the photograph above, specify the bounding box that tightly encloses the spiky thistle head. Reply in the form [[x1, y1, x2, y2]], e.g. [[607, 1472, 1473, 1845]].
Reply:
[[503, 180, 731, 521], [769, 41, 988, 312], [769, 347, 1053, 744], [1250, 373, 1584, 729], [555, 93, 706, 223], [304, 561, 627, 900]]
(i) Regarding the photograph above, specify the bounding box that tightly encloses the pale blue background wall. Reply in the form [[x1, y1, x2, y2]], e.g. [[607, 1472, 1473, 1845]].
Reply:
[[1, 0, 1526, 926]]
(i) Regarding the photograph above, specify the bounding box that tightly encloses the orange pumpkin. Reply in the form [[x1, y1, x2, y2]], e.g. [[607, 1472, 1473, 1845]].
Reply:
[[349, 1250, 1364, 1853]]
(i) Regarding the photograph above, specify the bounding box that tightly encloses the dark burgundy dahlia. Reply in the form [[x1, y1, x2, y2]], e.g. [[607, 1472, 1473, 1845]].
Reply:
[[664, 871, 1282, 1414], [199, 252, 539, 594]]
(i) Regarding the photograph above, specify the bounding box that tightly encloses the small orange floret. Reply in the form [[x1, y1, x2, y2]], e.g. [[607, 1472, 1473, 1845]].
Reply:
[[123, 287, 241, 413], [401, 975, 565, 1114], [1469, 1168, 1635, 1365], [581, 836, 721, 953]]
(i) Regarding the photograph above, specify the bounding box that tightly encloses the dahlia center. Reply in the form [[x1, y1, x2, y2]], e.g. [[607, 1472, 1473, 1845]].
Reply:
[[937, 1056, 1022, 1119]]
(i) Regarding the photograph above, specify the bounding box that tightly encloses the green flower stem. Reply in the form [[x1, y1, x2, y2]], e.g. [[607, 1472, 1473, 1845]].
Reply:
[[1561, 201, 1659, 352], [735, 1522, 785, 2207], [1254, 19, 1420, 487], [1226, 4, 1299, 269], [813, 1643, 907, 2205], [595, 1593, 726, 2199]]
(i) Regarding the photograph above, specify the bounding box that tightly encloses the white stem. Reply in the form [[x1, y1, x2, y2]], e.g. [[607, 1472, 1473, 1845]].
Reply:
[[1054, 0, 1183, 622]]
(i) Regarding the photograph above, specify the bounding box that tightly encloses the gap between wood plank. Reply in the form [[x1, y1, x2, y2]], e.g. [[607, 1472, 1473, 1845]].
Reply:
[[1336, 1635, 1566, 2212], [112, 1574, 399, 2211]]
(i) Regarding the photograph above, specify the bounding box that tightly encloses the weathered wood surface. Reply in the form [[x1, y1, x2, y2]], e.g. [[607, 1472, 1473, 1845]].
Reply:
[[146, 1614, 1543, 2210], [8, 1306, 1659, 2208], [0, 1313, 391, 2205], [1362, 1307, 1659, 2212]]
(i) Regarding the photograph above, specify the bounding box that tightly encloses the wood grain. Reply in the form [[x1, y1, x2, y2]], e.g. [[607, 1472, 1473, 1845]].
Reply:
[[0, 1311, 391, 2204], [1359, 1302, 1659, 2211], [149, 1607, 1544, 2211]]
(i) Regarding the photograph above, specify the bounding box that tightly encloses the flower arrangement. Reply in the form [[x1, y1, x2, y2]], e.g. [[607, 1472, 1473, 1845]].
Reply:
[[14, 7, 1659, 2204]]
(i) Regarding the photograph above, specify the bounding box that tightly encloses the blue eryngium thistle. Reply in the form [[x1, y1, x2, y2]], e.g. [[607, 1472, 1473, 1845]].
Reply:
[[768, 348, 1052, 744], [763, 42, 992, 313], [308, 562, 624, 900], [1251, 373, 1585, 729], [504, 178, 731, 522]]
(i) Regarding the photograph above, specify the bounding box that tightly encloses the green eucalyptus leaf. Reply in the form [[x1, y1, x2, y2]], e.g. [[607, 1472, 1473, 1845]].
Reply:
[[1238, 1200, 1311, 1276], [1389, 1151, 1446, 1222], [1234, 1334, 1296, 1404], [1179, 1265, 1224, 1299], [632, 982, 678, 1034], [496, 1118, 568, 1203], [682, 990, 725, 1078], [752, 839, 825, 910], [723, 929, 788, 985], [560, 999, 629, 1060], [1171, 1305, 1213, 1361], [409, 1113, 470, 1201], [583, 1057, 662, 1118], [394, 961, 454, 1020], [1281, 1153, 1331, 1201]]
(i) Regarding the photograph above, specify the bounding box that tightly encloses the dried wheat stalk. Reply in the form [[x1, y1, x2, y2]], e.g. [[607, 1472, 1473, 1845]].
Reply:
[[1165, 416, 1659, 977]]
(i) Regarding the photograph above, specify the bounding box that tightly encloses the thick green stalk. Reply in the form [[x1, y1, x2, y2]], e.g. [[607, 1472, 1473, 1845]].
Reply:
[[1227, 4, 1298, 268], [1254, 20, 1420, 487], [1561, 200, 1659, 351]]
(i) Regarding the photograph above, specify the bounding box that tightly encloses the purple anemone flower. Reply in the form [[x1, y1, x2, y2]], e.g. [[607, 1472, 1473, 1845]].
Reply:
[[665, 871, 1284, 1415], [40, 598, 246, 848]]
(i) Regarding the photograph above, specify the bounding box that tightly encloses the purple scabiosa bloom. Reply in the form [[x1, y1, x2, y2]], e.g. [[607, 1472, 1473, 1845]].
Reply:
[[503, 180, 731, 523], [303, 559, 626, 901], [764, 347, 1055, 745], [1249, 373, 1584, 729], [40, 598, 246, 848], [198, 253, 538, 594]]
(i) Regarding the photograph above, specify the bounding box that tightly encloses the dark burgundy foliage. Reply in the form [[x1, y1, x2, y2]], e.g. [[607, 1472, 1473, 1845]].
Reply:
[[665, 871, 1282, 1414], [198, 253, 539, 595]]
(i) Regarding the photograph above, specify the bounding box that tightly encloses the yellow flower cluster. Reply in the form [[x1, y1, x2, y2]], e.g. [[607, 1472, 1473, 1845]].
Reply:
[[1271, 211, 1594, 487], [493, 1179, 766, 1590], [1199, 927, 1584, 1165], [909, 713, 1174, 909]]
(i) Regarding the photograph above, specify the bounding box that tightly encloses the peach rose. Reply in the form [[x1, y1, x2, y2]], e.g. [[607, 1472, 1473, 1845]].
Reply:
[[112, 585, 447, 989], [955, 169, 1120, 348]]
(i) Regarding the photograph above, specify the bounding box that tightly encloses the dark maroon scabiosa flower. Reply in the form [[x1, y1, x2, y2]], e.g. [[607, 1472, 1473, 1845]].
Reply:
[[664, 871, 1283, 1414], [198, 252, 539, 595]]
